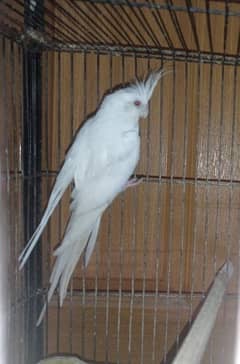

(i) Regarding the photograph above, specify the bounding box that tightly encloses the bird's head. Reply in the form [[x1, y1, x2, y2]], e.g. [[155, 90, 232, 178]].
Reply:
[[101, 68, 165, 120]]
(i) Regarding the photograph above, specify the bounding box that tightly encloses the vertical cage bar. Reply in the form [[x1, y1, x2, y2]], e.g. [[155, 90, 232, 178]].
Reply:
[[219, 5, 230, 360], [189, 60, 201, 322], [43, 50, 50, 356], [105, 52, 113, 364], [17, 41, 25, 364], [127, 54, 138, 364], [23, 41, 43, 364], [203, 60, 213, 294], [81, 50, 87, 358], [69, 51, 74, 354], [140, 55, 151, 364], [93, 52, 100, 362], [175, 58, 189, 352], [152, 55, 164, 364], [23, 0, 43, 362], [0, 35, 11, 364], [163, 58, 176, 364], [10, 38, 19, 364], [56, 50, 61, 352], [116, 53, 125, 364], [201, 57, 213, 364]]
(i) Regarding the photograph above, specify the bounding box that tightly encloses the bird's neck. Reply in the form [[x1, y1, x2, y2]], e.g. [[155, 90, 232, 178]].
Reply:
[[98, 109, 140, 133]]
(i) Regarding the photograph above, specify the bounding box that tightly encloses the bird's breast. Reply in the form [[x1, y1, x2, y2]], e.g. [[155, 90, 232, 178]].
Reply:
[[105, 129, 140, 180], [72, 129, 140, 213], [108, 128, 140, 164]]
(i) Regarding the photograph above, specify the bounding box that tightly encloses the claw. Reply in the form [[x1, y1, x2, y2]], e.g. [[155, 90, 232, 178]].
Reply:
[[125, 177, 143, 190]]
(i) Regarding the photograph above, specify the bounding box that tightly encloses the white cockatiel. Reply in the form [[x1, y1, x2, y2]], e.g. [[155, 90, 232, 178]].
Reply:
[[19, 68, 164, 325]]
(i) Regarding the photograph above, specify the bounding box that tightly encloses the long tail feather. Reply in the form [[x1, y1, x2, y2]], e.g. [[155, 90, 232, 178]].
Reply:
[[19, 160, 74, 270], [36, 207, 103, 326], [59, 241, 87, 305], [84, 215, 101, 266], [36, 240, 82, 327]]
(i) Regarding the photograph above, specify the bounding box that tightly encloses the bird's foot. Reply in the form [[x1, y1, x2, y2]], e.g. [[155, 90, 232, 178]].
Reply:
[[125, 177, 143, 190]]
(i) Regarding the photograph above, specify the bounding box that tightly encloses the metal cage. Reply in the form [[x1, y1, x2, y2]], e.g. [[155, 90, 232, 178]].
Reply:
[[0, 1, 240, 364]]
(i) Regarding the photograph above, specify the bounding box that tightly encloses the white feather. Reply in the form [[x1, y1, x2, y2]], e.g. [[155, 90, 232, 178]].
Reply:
[[84, 215, 101, 266], [18, 157, 74, 270], [19, 68, 165, 326]]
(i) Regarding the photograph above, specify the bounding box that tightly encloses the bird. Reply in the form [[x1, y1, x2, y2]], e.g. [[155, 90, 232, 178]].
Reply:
[[18, 68, 165, 325]]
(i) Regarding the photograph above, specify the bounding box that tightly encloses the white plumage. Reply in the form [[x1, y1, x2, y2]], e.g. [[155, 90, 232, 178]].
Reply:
[[19, 68, 164, 325]]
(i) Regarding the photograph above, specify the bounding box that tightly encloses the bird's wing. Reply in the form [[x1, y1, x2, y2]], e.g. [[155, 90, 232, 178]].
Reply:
[[18, 132, 90, 269], [19, 116, 138, 270], [19, 119, 114, 270]]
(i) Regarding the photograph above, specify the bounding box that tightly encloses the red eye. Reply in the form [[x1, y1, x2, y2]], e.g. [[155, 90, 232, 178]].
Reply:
[[134, 100, 141, 106]]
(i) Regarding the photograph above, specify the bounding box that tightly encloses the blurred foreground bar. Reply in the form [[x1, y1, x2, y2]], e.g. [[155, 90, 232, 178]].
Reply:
[[173, 261, 234, 364]]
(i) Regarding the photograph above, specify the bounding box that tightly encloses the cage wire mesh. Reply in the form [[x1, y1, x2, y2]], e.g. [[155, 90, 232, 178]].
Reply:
[[0, 1, 240, 364]]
